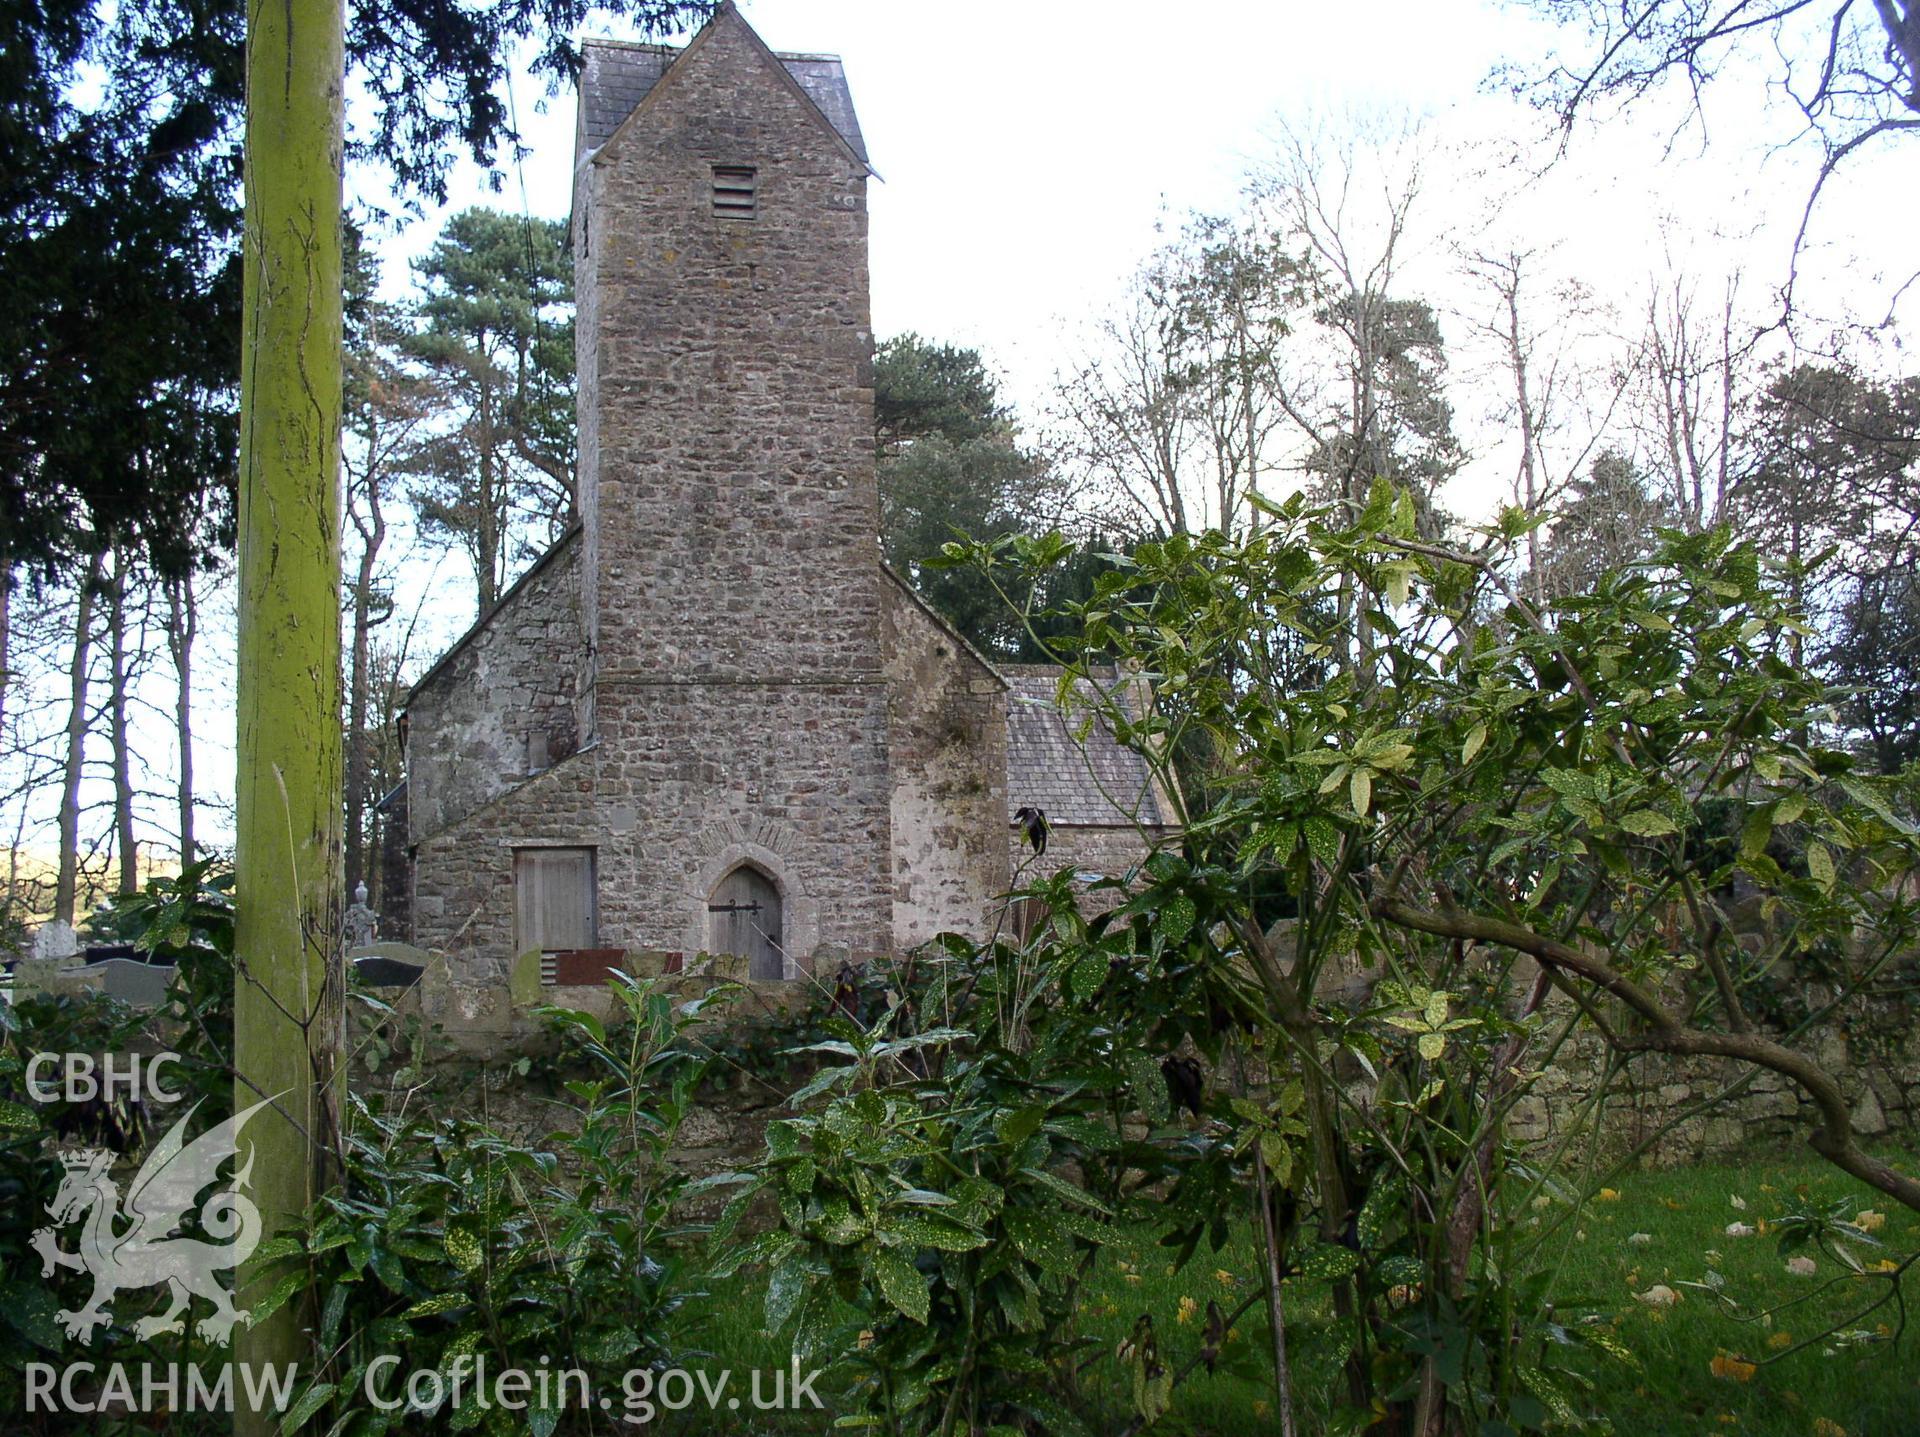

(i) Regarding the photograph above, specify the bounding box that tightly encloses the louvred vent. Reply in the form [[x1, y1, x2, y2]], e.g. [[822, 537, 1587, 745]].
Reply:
[[712, 165, 756, 218]]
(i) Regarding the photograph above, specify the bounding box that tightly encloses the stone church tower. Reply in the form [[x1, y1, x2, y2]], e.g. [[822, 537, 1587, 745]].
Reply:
[[396, 5, 1171, 998], [572, 5, 892, 969]]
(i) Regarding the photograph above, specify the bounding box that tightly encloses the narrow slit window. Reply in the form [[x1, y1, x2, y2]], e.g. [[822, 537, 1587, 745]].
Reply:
[[712, 164, 757, 219]]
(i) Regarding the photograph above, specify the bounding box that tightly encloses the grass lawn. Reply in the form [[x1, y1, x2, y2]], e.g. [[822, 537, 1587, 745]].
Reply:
[[665, 1147, 1918, 1436]]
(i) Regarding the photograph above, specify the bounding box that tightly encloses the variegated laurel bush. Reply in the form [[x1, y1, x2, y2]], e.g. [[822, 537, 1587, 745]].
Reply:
[[708, 916, 1264, 1437], [908, 490, 1920, 1433]]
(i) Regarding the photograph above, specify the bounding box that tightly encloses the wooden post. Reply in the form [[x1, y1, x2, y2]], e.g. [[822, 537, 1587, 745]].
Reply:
[[233, 0, 346, 1423]]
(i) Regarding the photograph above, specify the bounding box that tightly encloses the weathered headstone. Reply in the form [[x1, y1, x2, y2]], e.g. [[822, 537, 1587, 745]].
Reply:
[[31, 920, 78, 962], [351, 955, 424, 989], [349, 940, 431, 989], [89, 957, 174, 1008]]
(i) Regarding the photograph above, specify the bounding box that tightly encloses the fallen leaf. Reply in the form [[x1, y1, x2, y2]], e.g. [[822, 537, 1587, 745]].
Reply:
[[1710, 1353, 1757, 1383], [1177, 1296, 1198, 1325], [1767, 1331, 1795, 1350], [1854, 1210, 1885, 1233], [1726, 1222, 1756, 1238], [1787, 1255, 1818, 1276], [1812, 1419, 1848, 1437], [1629, 1232, 1653, 1245], [1634, 1285, 1680, 1308], [1730, 1195, 1747, 1210], [1597, 1188, 1622, 1202]]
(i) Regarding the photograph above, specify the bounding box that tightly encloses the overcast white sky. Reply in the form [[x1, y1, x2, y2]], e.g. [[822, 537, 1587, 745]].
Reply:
[[341, 0, 1917, 659], [15, 0, 1919, 874], [363, 0, 1916, 422]]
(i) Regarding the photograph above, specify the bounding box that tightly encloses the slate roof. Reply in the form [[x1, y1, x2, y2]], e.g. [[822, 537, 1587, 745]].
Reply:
[[577, 36, 868, 165], [1002, 665, 1167, 829]]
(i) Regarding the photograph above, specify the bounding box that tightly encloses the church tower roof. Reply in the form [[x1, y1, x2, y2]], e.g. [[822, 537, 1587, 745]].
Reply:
[[576, 18, 868, 168]]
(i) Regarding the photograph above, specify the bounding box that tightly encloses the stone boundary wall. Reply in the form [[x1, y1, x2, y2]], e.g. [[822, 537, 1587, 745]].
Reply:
[[350, 947, 799, 1182], [1507, 1008, 1917, 1165], [360, 948, 1919, 1185]]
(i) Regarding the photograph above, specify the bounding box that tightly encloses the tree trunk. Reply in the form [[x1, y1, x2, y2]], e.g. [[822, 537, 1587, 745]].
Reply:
[[55, 548, 105, 927], [0, 544, 11, 745], [345, 465, 384, 894], [1240, 304, 1260, 534], [478, 379, 500, 610], [233, 0, 346, 1422], [166, 571, 198, 867], [1500, 274, 1545, 607], [106, 548, 140, 896], [1, 545, 12, 916]]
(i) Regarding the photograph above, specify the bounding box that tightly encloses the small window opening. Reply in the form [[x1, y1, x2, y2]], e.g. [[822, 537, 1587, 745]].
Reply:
[[712, 164, 757, 219]]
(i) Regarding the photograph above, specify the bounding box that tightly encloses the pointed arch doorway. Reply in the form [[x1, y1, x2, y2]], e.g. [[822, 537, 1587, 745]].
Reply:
[[708, 865, 785, 979]]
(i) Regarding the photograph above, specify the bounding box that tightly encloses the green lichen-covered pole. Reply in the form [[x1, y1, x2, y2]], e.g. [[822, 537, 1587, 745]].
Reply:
[[233, 0, 345, 1424]]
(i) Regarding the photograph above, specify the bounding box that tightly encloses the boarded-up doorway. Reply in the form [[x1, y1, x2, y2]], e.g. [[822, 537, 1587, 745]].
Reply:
[[708, 866, 784, 979]]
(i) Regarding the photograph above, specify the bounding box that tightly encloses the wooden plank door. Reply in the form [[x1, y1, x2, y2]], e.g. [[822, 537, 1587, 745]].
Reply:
[[709, 866, 784, 979], [514, 847, 595, 952]]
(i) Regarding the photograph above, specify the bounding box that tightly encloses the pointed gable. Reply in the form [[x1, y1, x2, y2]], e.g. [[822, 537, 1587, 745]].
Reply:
[[575, 5, 869, 171]]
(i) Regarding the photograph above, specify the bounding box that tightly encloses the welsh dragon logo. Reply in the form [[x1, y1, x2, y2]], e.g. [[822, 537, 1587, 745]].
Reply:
[[30, 1097, 273, 1345]]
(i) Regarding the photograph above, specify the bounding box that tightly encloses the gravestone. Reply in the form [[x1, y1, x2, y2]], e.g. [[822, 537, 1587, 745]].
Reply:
[[349, 940, 431, 990], [32, 920, 77, 962], [88, 957, 174, 1008]]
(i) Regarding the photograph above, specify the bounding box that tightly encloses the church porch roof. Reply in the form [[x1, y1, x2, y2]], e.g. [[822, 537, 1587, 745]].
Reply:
[[1000, 664, 1169, 829]]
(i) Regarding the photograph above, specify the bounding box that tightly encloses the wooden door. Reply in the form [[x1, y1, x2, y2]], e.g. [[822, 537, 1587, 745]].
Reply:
[[708, 866, 784, 979], [514, 847, 596, 953]]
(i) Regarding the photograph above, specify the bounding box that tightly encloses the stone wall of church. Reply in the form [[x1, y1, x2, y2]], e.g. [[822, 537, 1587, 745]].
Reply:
[[588, 675, 893, 971], [409, 674, 900, 981], [573, 14, 881, 688], [882, 576, 1011, 946], [406, 531, 586, 844], [564, 12, 894, 966], [409, 751, 602, 975], [1010, 823, 1169, 915]]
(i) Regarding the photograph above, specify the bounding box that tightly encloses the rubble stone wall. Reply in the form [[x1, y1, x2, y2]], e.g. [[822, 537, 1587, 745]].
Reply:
[[406, 533, 585, 845], [1505, 1003, 1919, 1164], [372, 947, 1918, 1187], [882, 575, 1011, 947]]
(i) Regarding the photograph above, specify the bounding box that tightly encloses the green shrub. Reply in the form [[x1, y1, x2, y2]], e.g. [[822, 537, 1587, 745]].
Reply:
[[262, 975, 733, 1435]]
